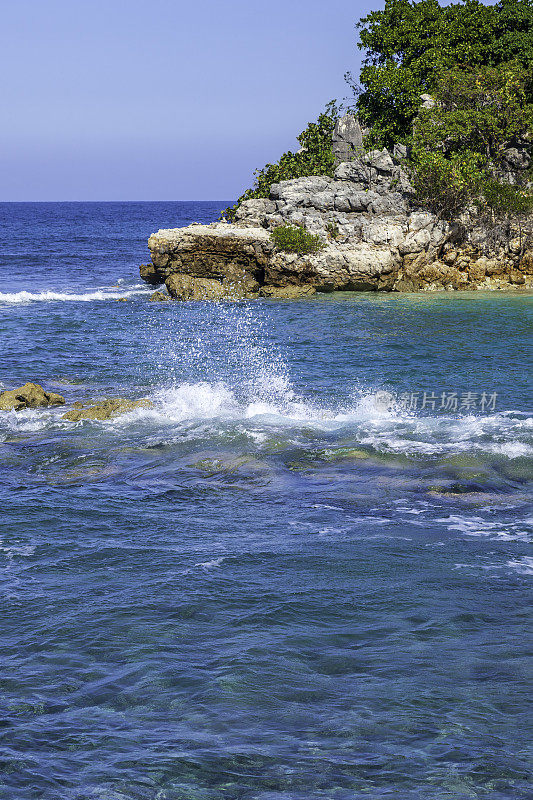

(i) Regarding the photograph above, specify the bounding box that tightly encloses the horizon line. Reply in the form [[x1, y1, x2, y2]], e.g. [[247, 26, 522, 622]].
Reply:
[[0, 199, 236, 204]]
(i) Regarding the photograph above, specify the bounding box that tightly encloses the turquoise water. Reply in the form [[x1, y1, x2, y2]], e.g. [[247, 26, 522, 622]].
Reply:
[[0, 202, 532, 800]]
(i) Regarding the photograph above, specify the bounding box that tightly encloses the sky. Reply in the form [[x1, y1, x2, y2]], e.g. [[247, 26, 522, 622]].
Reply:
[[0, 0, 376, 201]]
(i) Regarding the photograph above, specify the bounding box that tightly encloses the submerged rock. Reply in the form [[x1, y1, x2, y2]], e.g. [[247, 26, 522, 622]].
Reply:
[[62, 398, 153, 421], [0, 383, 65, 411]]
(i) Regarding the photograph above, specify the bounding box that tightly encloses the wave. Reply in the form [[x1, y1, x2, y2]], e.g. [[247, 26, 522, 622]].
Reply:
[[3, 379, 531, 459], [97, 381, 532, 459], [0, 286, 151, 304]]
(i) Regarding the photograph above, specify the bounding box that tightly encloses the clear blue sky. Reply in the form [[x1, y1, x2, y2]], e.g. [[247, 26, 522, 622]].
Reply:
[[1, 0, 375, 201]]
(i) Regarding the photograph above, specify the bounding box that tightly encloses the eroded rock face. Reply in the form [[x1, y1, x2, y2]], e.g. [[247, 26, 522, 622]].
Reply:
[[259, 285, 316, 299], [140, 132, 533, 295], [62, 398, 153, 421], [166, 274, 227, 301], [332, 114, 365, 164], [165, 271, 259, 301], [0, 383, 65, 411], [149, 224, 272, 280]]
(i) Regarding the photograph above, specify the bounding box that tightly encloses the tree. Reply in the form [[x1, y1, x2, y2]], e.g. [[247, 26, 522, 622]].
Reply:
[[410, 63, 533, 219], [352, 0, 533, 148]]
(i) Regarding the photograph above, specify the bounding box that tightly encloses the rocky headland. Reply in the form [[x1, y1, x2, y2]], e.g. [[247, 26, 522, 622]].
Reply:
[[140, 115, 533, 299]]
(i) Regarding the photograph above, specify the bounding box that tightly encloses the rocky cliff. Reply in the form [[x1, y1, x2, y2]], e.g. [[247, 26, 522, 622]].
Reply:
[[141, 116, 533, 299]]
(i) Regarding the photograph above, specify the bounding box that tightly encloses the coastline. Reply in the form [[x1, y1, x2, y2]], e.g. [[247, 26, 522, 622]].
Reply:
[[140, 119, 533, 300]]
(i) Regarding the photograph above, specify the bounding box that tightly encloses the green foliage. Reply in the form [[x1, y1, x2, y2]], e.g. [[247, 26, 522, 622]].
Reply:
[[270, 225, 325, 254], [410, 150, 486, 218], [222, 102, 339, 220], [481, 180, 533, 218], [410, 63, 533, 218], [413, 64, 533, 158], [352, 0, 533, 148]]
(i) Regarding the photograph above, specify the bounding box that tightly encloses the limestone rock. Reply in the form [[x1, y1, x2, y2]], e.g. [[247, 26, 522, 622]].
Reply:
[[0, 383, 66, 411], [149, 290, 170, 302], [165, 274, 225, 301], [259, 285, 316, 299], [148, 224, 272, 285], [140, 263, 161, 285], [140, 141, 532, 296], [234, 198, 276, 225], [332, 114, 364, 163], [62, 398, 153, 421]]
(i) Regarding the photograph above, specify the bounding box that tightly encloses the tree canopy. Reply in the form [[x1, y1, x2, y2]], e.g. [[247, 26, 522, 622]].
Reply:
[[226, 0, 532, 221], [353, 0, 533, 147]]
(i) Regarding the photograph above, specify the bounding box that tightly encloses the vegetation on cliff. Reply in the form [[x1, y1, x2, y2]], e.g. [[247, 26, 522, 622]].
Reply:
[[411, 62, 533, 220], [353, 0, 533, 224], [270, 225, 325, 254], [226, 0, 532, 224], [351, 0, 532, 148]]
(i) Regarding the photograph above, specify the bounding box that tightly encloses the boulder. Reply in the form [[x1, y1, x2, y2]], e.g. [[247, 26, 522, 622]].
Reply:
[[165, 274, 227, 301], [149, 290, 170, 302], [140, 263, 161, 285], [62, 398, 153, 421], [0, 383, 65, 411], [234, 198, 276, 224], [366, 149, 395, 173]]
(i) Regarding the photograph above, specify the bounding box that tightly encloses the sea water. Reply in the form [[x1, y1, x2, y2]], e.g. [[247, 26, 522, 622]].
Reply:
[[0, 202, 531, 799]]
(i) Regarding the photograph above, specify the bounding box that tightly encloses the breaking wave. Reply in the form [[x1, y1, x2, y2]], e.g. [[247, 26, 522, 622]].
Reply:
[[6, 378, 527, 464], [0, 286, 151, 304]]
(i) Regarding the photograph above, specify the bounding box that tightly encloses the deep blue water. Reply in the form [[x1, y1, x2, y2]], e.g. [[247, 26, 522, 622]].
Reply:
[[0, 202, 532, 800]]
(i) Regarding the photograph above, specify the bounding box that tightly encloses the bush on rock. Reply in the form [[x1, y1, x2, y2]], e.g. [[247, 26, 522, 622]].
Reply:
[[270, 225, 325, 254]]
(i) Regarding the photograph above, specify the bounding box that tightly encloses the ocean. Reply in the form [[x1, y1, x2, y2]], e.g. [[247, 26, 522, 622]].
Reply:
[[0, 201, 531, 799]]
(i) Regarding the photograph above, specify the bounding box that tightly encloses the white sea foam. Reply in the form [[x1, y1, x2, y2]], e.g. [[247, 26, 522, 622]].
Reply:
[[144, 382, 239, 423], [0, 287, 151, 304], [194, 557, 226, 570], [0, 542, 36, 559], [436, 514, 532, 542], [20, 378, 527, 459], [506, 556, 533, 575]]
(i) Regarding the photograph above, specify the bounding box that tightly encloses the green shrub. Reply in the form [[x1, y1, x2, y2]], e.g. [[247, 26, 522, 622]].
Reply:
[[410, 150, 486, 218], [480, 179, 533, 252], [481, 180, 533, 218], [270, 225, 325, 254]]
